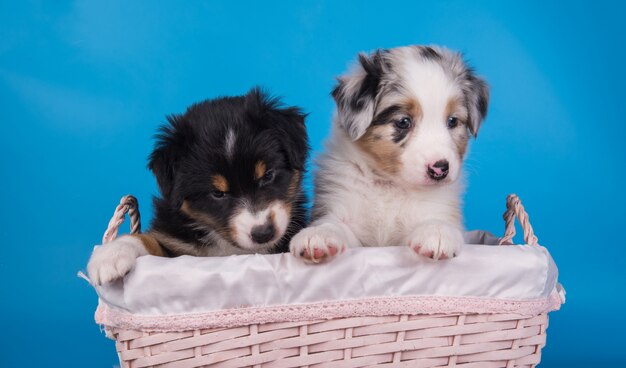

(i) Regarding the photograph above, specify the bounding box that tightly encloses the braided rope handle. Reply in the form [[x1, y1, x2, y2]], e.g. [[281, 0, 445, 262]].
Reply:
[[499, 194, 538, 246], [102, 195, 141, 244]]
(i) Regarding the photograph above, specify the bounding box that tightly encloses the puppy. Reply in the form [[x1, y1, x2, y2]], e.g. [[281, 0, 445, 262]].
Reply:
[[290, 45, 489, 262], [88, 88, 309, 284]]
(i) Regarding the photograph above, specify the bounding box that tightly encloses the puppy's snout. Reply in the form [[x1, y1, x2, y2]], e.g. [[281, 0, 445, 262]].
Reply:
[[427, 160, 449, 181], [251, 222, 276, 244]]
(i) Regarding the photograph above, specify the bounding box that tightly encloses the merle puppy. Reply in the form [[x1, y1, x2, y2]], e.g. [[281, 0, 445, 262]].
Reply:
[[88, 88, 309, 285], [290, 45, 489, 263]]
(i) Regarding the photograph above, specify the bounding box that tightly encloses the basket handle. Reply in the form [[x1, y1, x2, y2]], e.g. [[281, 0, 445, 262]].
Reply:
[[498, 194, 539, 246], [101, 195, 141, 244]]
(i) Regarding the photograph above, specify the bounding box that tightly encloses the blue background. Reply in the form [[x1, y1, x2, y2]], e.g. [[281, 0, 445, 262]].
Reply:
[[1, 1, 624, 366]]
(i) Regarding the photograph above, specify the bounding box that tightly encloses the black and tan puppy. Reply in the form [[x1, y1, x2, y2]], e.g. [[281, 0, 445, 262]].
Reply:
[[88, 88, 309, 285]]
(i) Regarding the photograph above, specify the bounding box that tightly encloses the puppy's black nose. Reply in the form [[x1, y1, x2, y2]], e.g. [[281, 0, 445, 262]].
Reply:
[[427, 160, 449, 181], [251, 223, 276, 244]]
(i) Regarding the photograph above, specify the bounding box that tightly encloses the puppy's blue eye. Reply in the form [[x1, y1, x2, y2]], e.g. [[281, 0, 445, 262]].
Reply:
[[260, 169, 275, 185], [394, 117, 412, 130], [211, 191, 226, 199], [447, 117, 459, 129]]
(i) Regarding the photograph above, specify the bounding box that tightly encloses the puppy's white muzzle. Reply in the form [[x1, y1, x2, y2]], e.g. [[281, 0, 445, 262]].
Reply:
[[231, 201, 289, 249]]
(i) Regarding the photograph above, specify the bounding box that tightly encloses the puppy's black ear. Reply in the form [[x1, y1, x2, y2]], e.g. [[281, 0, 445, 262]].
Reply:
[[148, 115, 192, 200], [275, 107, 308, 170], [462, 68, 489, 137], [246, 87, 309, 170], [332, 50, 387, 141]]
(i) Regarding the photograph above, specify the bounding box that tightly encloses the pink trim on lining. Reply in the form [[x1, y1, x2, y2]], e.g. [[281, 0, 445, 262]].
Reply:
[[95, 292, 562, 332]]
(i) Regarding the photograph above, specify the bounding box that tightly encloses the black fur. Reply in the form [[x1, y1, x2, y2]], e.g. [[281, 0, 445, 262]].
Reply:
[[332, 50, 386, 114], [461, 69, 489, 137], [420, 46, 442, 61], [372, 105, 404, 126], [331, 50, 389, 140], [147, 88, 309, 255]]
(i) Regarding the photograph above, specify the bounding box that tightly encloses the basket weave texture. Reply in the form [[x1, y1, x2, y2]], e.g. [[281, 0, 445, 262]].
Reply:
[[97, 195, 557, 368], [112, 313, 548, 368]]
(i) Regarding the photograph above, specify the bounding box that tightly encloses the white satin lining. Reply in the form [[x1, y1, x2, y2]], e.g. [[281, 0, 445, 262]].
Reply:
[[95, 231, 559, 316]]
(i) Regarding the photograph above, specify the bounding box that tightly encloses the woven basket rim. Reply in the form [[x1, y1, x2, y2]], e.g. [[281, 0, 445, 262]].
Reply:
[[96, 291, 562, 332]]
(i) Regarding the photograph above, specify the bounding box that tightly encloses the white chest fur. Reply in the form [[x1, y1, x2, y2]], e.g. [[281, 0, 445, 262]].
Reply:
[[313, 141, 463, 248]]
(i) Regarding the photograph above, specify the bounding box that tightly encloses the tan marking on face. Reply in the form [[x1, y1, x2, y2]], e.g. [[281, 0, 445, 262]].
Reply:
[[216, 226, 236, 245], [273, 201, 292, 239], [356, 97, 425, 174], [445, 97, 460, 120], [180, 200, 193, 214], [181, 200, 218, 228], [445, 97, 470, 158], [374, 96, 423, 125], [211, 174, 229, 192], [287, 170, 301, 198], [356, 124, 402, 174], [226, 207, 245, 247], [254, 161, 266, 180], [181, 200, 237, 244], [403, 98, 422, 123], [134, 233, 166, 257]]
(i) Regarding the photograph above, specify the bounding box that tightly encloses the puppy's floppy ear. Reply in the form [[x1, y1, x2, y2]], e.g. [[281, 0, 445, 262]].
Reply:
[[461, 68, 489, 137], [246, 87, 309, 170], [275, 107, 308, 170], [332, 50, 387, 141], [148, 115, 192, 201]]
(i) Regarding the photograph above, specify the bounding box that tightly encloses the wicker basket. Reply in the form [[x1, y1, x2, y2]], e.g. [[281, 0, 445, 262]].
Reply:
[[90, 194, 563, 368]]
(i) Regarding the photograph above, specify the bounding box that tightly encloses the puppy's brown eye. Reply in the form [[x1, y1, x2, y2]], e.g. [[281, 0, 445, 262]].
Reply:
[[447, 116, 459, 129], [394, 117, 412, 130], [211, 190, 226, 199], [260, 169, 275, 186]]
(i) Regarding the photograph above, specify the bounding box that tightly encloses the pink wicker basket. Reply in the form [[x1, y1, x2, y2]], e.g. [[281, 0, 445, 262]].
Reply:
[[89, 194, 564, 368]]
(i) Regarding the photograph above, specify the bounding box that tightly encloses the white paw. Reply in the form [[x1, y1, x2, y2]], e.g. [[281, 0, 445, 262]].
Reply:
[[289, 225, 347, 263], [407, 223, 463, 260], [87, 236, 148, 285]]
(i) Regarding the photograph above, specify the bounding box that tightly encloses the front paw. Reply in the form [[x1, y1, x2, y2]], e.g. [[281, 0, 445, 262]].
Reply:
[[289, 225, 347, 263], [87, 236, 147, 285], [407, 223, 463, 260]]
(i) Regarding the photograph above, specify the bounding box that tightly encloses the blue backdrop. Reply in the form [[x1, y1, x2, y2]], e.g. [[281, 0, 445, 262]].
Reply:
[[1, 1, 624, 366]]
